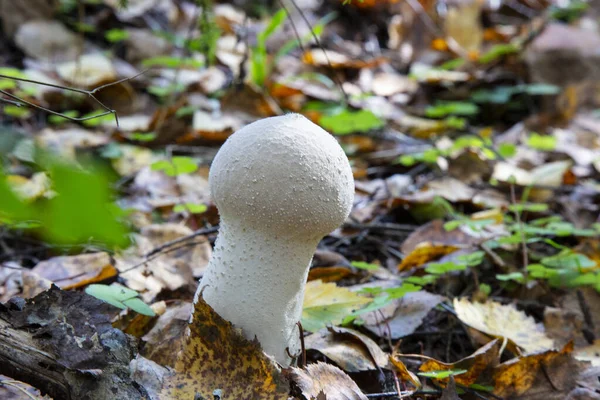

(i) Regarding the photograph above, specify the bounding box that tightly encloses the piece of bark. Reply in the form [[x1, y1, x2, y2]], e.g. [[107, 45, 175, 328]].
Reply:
[[0, 286, 148, 400]]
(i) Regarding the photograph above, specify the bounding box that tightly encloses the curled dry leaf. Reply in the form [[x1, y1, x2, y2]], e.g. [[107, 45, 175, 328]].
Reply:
[[31, 252, 117, 290], [160, 294, 289, 400], [398, 242, 459, 271], [389, 356, 421, 388], [419, 339, 501, 386], [290, 362, 368, 400], [454, 298, 555, 354], [304, 327, 388, 372]]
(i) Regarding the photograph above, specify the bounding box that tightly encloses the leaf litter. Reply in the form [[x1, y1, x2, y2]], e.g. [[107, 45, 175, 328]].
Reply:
[[0, 0, 599, 398]]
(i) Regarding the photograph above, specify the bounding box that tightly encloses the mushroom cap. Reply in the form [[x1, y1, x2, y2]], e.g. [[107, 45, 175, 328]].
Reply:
[[209, 113, 354, 241]]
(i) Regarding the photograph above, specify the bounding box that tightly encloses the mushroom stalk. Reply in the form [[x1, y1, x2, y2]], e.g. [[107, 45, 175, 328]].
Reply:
[[194, 114, 354, 366]]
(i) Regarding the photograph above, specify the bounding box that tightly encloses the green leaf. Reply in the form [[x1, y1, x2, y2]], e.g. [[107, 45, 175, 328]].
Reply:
[[173, 203, 208, 214], [105, 28, 129, 43], [128, 132, 157, 142], [319, 109, 384, 135], [81, 111, 116, 127], [351, 261, 379, 271], [425, 101, 479, 118], [405, 275, 438, 286], [42, 161, 131, 247], [527, 132, 557, 151], [426, 261, 467, 274], [49, 110, 79, 124], [497, 143, 517, 158], [418, 369, 468, 379], [3, 105, 31, 119], [85, 284, 155, 316], [541, 251, 595, 269], [478, 283, 491, 296], [478, 43, 519, 63], [496, 272, 525, 283], [251, 8, 287, 86], [508, 203, 549, 213], [142, 56, 203, 69], [151, 156, 198, 176]]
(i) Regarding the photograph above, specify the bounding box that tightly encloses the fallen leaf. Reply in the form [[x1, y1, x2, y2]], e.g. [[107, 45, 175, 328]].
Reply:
[[142, 302, 192, 367], [56, 53, 117, 87], [419, 339, 501, 386], [389, 356, 421, 388], [398, 242, 460, 271], [161, 295, 289, 400], [454, 298, 555, 354], [362, 290, 446, 339], [290, 362, 368, 400], [304, 327, 388, 372], [31, 252, 116, 289], [493, 342, 577, 397], [302, 280, 371, 332]]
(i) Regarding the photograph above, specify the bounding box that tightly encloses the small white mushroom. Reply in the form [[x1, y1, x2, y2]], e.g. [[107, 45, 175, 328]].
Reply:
[[195, 113, 354, 365]]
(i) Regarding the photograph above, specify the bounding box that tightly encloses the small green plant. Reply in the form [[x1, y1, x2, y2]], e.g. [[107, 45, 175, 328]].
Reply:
[[85, 284, 155, 316], [251, 9, 288, 87], [151, 156, 198, 176]]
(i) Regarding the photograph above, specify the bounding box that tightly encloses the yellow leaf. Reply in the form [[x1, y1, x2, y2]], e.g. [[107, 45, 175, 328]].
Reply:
[[161, 295, 289, 400], [302, 280, 371, 332], [454, 298, 554, 354]]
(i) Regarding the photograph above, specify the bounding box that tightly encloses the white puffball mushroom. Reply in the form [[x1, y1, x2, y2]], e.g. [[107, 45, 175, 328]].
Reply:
[[195, 113, 354, 366]]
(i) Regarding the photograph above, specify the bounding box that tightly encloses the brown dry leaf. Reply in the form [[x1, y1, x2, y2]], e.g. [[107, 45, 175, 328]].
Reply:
[[454, 298, 555, 354], [31, 252, 116, 289], [115, 224, 211, 301], [362, 290, 446, 339], [389, 356, 421, 388], [118, 301, 166, 338], [142, 302, 192, 367], [419, 339, 501, 386], [543, 306, 583, 348], [304, 327, 388, 372], [160, 295, 289, 400], [493, 342, 577, 397], [290, 362, 368, 400], [398, 242, 459, 271], [401, 219, 483, 255], [308, 266, 354, 283]]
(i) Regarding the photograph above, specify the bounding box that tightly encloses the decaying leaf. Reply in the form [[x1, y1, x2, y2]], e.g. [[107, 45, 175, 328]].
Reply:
[[419, 339, 501, 386], [302, 280, 371, 332], [161, 295, 289, 400], [454, 298, 555, 354], [31, 252, 117, 289], [493, 342, 579, 397], [304, 327, 388, 372], [361, 290, 446, 339], [389, 356, 421, 388], [290, 362, 368, 400], [398, 242, 460, 271]]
